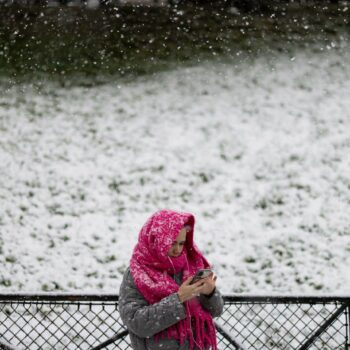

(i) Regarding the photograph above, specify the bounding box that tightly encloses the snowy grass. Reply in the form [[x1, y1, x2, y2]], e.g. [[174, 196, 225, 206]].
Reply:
[[0, 42, 349, 294]]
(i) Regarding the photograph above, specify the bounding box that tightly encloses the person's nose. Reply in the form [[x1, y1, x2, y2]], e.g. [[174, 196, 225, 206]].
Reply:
[[174, 244, 181, 255]]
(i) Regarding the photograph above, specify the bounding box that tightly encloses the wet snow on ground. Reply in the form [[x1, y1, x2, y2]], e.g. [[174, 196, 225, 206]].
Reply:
[[0, 46, 349, 294]]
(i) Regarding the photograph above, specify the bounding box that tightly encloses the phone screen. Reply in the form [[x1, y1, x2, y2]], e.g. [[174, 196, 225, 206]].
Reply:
[[190, 269, 212, 284]]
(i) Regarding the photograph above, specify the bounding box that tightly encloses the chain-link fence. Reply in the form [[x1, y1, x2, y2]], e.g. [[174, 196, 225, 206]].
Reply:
[[0, 293, 349, 350], [218, 295, 350, 350]]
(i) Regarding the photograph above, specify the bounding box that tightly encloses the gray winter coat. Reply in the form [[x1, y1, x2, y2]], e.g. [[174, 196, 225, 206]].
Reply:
[[118, 268, 224, 350]]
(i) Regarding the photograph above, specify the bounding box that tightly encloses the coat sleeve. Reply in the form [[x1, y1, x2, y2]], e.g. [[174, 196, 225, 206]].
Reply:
[[199, 288, 224, 318], [118, 268, 187, 339]]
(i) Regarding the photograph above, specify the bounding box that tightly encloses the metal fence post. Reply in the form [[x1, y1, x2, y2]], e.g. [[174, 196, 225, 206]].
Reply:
[[346, 303, 350, 350], [0, 339, 23, 350]]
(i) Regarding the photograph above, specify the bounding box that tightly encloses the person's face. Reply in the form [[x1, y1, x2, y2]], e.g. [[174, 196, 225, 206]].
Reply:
[[167, 227, 187, 257]]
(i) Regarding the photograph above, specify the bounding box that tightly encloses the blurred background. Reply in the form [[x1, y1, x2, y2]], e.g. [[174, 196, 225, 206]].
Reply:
[[0, 0, 349, 294], [0, 0, 349, 82]]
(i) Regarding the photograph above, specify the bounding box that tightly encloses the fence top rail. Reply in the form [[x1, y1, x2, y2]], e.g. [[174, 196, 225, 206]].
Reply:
[[0, 292, 349, 303], [223, 294, 350, 304], [0, 292, 119, 302]]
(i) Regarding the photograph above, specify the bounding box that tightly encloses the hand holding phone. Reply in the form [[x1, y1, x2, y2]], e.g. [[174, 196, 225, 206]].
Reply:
[[190, 269, 213, 284], [178, 270, 216, 302]]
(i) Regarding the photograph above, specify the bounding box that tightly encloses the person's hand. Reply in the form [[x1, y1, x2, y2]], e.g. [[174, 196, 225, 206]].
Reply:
[[177, 277, 208, 303], [198, 272, 217, 296]]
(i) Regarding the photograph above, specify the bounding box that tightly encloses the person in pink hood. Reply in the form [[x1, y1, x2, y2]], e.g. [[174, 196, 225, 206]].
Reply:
[[119, 209, 224, 350]]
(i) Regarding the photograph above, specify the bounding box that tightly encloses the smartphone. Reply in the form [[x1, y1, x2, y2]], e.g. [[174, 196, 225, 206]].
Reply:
[[190, 269, 212, 284]]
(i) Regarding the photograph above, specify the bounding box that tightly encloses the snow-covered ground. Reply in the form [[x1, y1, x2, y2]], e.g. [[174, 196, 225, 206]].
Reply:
[[0, 44, 349, 295]]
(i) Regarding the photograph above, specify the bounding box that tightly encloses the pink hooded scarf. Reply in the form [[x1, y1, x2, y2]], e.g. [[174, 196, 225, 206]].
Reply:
[[130, 209, 217, 350]]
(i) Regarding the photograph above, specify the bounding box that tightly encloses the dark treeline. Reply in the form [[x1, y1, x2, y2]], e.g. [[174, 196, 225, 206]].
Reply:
[[0, 0, 348, 83], [0, 0, 345, 11]]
